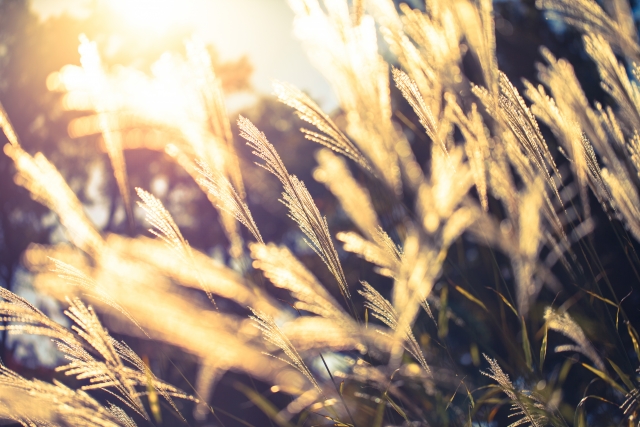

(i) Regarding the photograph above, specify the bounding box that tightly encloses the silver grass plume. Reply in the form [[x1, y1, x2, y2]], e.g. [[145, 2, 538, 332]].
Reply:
[[359, 281, 430, 374], [249, 307, 321, 393], [185, 37, 248, 261], [582, 35, 640, 180], [136, 187, 190, 257], [103, 234, 280, 316], [393, 67, 446, 154], [313, 148, 380, 240], [59, 298, 194, 419], [377, 1, 461, 125], [536, 0, 640, 62], [0, 288, 193, 420], [583, 34, 640, 134], [185, 36, 246, 199], [580, 34, 640, 241], [415, 145, 474, 238], [77, 35, 134, 229], [544, 307, 605, 371], [0, 363, 134, 427], [32, 243, 308, 396], [479, 0, 499, 100], [2, 102, 104, 256], [445, 94, 490, 211], [601, 167, 640, 241], [526, 48, 612, 219], [274, 81, 373, 173], [196, 159, 264, 243], [249, 242, 345, 319], [0, 286, 76, 344], [482, 355, 548, 427], [288, 0, 402, 194], [239, 116, 351, 300], [107, 404, 138, 427], [136, 187, 217, 306], [482, 72, 562, 206], [50, 257, 147, 337], [336, 229, 402, 279]]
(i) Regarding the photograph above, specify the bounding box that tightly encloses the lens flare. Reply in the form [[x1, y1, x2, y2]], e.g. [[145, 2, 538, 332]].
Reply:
[[110, 0, 191, 34]]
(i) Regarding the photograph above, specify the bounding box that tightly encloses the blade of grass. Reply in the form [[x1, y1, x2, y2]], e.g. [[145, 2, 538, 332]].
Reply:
[[540, 324, 548, 372], [233, 382, 294, 427], [486, 287, 518, 316], [520, 316, 533, 371], [628, 323, 640, 360], [438, 286, 449, 339], [581, 363, 626, 394], [318, 353, 357, 427], [453, 285, 488, 312], [606, 358, 634, 392]]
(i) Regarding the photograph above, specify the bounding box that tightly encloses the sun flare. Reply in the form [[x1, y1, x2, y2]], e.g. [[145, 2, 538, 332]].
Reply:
[[110, 0, 192, 33], [4, 0, 640, 425]]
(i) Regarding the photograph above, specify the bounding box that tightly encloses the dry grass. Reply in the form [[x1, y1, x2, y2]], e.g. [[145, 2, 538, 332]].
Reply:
[[1, 0, 640, 425]]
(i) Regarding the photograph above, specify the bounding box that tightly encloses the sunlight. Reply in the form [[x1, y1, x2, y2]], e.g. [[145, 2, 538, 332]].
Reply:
[[110, 0, 191, 33]]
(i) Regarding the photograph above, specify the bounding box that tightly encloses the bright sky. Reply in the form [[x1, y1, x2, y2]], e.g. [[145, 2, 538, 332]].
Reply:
[[31, 0, 337, 111]]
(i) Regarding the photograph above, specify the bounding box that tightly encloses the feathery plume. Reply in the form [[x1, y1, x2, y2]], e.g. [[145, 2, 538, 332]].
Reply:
[[0, 287, 193, 420], [274, 81, 373, 173], [197, 159, 264, 243], [136, 187, 217, 306], [524, 85, 596, 218], [478, 0, 499, 99], [481, 72, 562, 206], [50, 257, 147, 336], [107, 404, 139, 427], [288, 0, 402, 193], [544, 307, 605, 371], [584, 34, 640, 134], [0, 364, 134, 427], [239, 116, 351, 300], [59, 298, 194, 419], [0, 286, 76, 344], [601, 167, 640, 241], [186, 36, 246, 199], [482, 354, 548, 427], [445, 95, 490, 211], [496, 126, 567, 249], [249, 308, 321, 393], [164, 143, 246, 260], [249, 242, 344, 319], [359, 281, 430, 374], [2, 141, 104, 256], [536, 0, 640, 62], [77, 35, 134, 229], [31, 245, 308, 396], [416, 145, 473, 235], [105, 235, 279, 315], [313, 148, 380, 240], [136, 187, 190, 257], [185, 38, 248, 259], [393, 68, 445, 153], [336, 230, 401, 278]]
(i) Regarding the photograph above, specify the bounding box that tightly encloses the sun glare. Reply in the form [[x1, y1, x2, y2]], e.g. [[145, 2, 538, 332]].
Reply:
[[110, 0, 191, 33]]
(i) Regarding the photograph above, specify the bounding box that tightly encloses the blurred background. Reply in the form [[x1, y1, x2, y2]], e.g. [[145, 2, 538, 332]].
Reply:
[[1, 0, 640, 425]]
